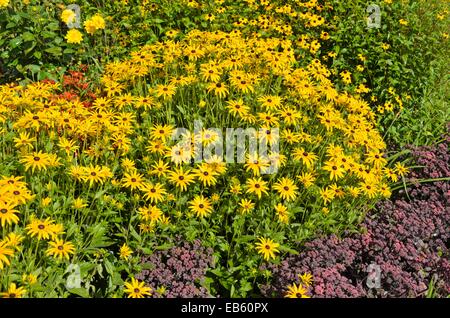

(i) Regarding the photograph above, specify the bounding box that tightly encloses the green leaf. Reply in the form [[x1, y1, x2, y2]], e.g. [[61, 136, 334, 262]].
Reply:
[[67, 288, 90, 298], [22, 32, 35, 42], [278, 245, 299, 255], [9, 38, 22, 48], [45, 46, 62, 56]]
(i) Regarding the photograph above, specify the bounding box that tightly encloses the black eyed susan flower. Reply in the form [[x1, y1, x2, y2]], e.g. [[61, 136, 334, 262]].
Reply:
[[168, 167, 195, 192], [0, 241, 14, 270], [4, 232, 24, 250], [246, 177, 269, 199], [238, 198, 255, 214], [139, 205, 163, 224], [293, 147, 318, 169], [323, 161, 346, 181], [26, 217, 55, 241], [226, 99, 250, 117], [58, 137, 79, 156], [273, 202, 288, 222], [122, 171, 145, 191], [0, 201, 19, 227], [142, 182, 167, 203], [284, 283, 310, 298], [297, 171, 316, 188], [46, 238, 75, 261], [193, 164, 219, 187], [20, 151, 51, 173], [124, 278, 152, 298], [255, 237, 280, 261], [154, 84, 177, 100], [146, 140, 168, 156], [0, 283, 27, 298], [273, 177, 298, 202], [359, 181, 378, 199], [244, 154, 270, 176], [394, 162, 409, 177], [207, 82, 229, 98], [167, 144, 193, 165], [201, 64, 222, 82], [150, 160, 170, 177], [150, 124, 175, 141], [189, 195, 213, 218], [13, 131, 36, 149]]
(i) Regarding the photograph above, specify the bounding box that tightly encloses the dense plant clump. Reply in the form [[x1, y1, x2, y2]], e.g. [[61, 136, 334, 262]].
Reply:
[[136, 240, 214, 298], [262, 133, 450, 297]]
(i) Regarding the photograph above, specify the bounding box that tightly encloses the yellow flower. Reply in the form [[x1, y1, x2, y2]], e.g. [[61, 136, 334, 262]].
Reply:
[[299, 272, 313, 286], [272, 177, 298, 201], [41, 197, 52, 207], [275, 203, 289, 223], [22, 273, 38, 285], [123, 278, 152, 298], [20, 151, 52, 173], [381, 43, 390, 50], [394, 162, 409, 177], [189, 195, 213, 218], [0, 201, 20, 227], [65, 29, 83, 44], [72, 198, 88, 209], [285, 283, 309, 298], [46, 238, 75, 260], [255, 237, 280, 261], [119, 243, 132, 260], [0, 241, 14, 269], [238, 198, 255, 214], [246, 177, 269, 199], [0, 283, 27, 298], [84, 14, 106, 35], [61, 9, 76, 25], [26, 217, 55, 241], [0, 0, 10, 9]]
